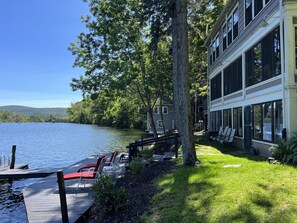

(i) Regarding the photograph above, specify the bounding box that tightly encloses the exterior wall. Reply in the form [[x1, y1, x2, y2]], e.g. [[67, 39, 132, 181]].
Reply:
[[147, 104, 175, 134], [205, 0, 296, 156]]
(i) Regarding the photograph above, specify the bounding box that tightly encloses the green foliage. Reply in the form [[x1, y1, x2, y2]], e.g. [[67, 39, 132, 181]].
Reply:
[[285, 134, 297, 164], [129, 157, 145, 175], [0, 110, 68, 123], [93, 175, 127, 213], [142, 148, 154, 161], [268, 133, 297, 164], [0, 106, 68, 117]]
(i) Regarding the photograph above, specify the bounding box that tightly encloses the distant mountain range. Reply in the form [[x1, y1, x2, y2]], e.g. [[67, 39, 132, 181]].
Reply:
[[0, 106, 68, 117]]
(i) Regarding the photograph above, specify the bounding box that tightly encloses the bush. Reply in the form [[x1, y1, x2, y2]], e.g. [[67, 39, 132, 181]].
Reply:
[[142, 148, 154, 162], [285, 134, 297, 164], [129, 157, 145, 175], [269, 134, 297, 164], [93, 175, 127, 212]]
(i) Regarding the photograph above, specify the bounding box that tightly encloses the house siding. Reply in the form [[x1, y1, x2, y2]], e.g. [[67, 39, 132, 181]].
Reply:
[[206, 0, 297, 156]]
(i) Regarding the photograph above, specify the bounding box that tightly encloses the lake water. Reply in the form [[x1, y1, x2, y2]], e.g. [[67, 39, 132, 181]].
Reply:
[[0, 123, 144, 223]]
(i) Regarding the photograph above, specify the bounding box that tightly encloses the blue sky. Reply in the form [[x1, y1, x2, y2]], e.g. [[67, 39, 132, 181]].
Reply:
[[0, 0, 89, 108]]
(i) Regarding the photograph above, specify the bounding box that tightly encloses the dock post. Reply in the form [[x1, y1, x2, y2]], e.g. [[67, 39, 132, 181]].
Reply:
[[57, 170, 69, 223], [10, 145, 16, 169], [175, 134, 178, 158]]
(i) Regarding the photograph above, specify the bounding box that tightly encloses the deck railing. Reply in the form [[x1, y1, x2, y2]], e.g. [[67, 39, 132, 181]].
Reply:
[[127, 133, 180, 161]]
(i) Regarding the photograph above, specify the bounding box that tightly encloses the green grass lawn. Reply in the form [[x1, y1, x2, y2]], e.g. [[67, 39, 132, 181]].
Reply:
[[142, 140, 297, 223]]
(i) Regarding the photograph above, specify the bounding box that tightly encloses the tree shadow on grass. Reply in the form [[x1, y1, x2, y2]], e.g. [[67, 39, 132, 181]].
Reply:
[[143, 164, 221, 223], [197, 139, 267, 163]]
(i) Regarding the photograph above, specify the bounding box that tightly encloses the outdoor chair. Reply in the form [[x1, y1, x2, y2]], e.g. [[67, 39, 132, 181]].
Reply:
[[210, 126, 223, 141], [220, 128, 236, 144], [215, 126, 230, 141], [77, 151, 118, 172], [64, 155, 106, 190]]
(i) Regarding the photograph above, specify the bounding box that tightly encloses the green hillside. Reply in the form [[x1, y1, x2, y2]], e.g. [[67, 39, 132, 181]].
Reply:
[[0, 106, 68, 117]]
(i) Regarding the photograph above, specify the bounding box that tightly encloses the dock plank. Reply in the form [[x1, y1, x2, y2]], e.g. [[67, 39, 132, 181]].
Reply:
[[23, 155, 99, 223]]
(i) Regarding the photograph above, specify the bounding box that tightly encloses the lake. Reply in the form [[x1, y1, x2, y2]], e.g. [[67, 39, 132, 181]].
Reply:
[[0, 123, 145, 223]]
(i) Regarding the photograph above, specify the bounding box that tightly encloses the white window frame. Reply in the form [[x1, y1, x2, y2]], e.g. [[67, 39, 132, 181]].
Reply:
[[244, 0, 271, 28], [154, 107, 159, 114]]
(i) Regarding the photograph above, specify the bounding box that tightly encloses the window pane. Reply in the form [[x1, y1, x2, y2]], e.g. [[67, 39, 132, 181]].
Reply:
[[216, 36, 220, 58], [233, 107, 243, 137], [211, 73, 221, 100], [233, 9, 238, 39], [227, 17, 232, 45], [223, 109, 231, 128], [274, 27, 281, 75], [253, 104, 262, 140], [254, 0, 263, 16], [274, 101, 283, 142], [246, 48, 253, 86], [254, 43, 262, 83], [223, 24, 227, 50], [263, 102, 272, 141], [245, 0, 252, 26]]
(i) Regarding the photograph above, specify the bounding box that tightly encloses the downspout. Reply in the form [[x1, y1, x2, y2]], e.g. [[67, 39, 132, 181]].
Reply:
[[280, 0, 286, 132]]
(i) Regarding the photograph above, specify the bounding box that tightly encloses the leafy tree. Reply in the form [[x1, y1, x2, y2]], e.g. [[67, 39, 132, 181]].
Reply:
[[69, 0, 173, 136]]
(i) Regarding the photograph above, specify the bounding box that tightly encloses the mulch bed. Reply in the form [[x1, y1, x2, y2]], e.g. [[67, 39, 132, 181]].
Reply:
[[84, 159, 178, 223]]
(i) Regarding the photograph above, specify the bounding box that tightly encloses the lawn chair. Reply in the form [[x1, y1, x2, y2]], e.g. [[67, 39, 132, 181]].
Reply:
[[210, 126, 223, 141], [215, 126, 230, 141], [77, 151, 118, 172], [64, 155, 106, 190], [220, 128, 236, 144]]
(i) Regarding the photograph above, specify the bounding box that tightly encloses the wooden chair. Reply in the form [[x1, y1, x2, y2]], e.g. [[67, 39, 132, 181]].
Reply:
[[220, 128, 236, 144]]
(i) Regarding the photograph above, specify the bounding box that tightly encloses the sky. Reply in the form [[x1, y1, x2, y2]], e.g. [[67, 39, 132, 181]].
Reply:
[[0, 0, 90, 108]]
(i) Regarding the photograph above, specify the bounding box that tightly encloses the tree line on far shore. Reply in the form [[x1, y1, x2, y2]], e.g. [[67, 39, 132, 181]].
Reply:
[[0, 110, 68, 123]]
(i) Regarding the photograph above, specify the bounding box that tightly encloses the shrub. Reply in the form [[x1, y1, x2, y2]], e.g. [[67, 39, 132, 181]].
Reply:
[[285, 134, 297, 164], [142, 148, 154, 162], [93, 175, 127, 212], [129, 157, 145, 175]]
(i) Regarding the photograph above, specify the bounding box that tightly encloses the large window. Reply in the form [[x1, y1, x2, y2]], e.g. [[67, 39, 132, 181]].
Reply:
[[252, 100, 282, 142], [223, 109, 232, 128], [210, 110, 222, 131], [233, 107, 243, 137], [245, 0, 271, 26], [224, 56, 242, 95], [246, 27, 281, 87], [211, 73, 222, 101]]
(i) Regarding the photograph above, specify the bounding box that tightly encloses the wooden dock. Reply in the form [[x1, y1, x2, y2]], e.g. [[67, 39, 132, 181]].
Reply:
[[23, 155, 98, 223], [0, 166, 57, 179]]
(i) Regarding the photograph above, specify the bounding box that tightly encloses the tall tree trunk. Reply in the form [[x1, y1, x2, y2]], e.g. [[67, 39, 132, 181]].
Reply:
[[148, 107, 158, 138], [172, 0, 197, 166]]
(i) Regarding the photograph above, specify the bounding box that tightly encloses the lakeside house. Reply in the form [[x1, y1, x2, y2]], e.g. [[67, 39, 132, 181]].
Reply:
[[205, 0, 297, 155], [147, 100, 175, 135]]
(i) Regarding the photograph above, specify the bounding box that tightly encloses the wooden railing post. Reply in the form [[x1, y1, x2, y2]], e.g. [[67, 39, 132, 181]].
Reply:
[[57, 170, 69, 223], [10, 145, 16, 169], [141, 136, 144, 151], [175, 134, 178, 158]]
